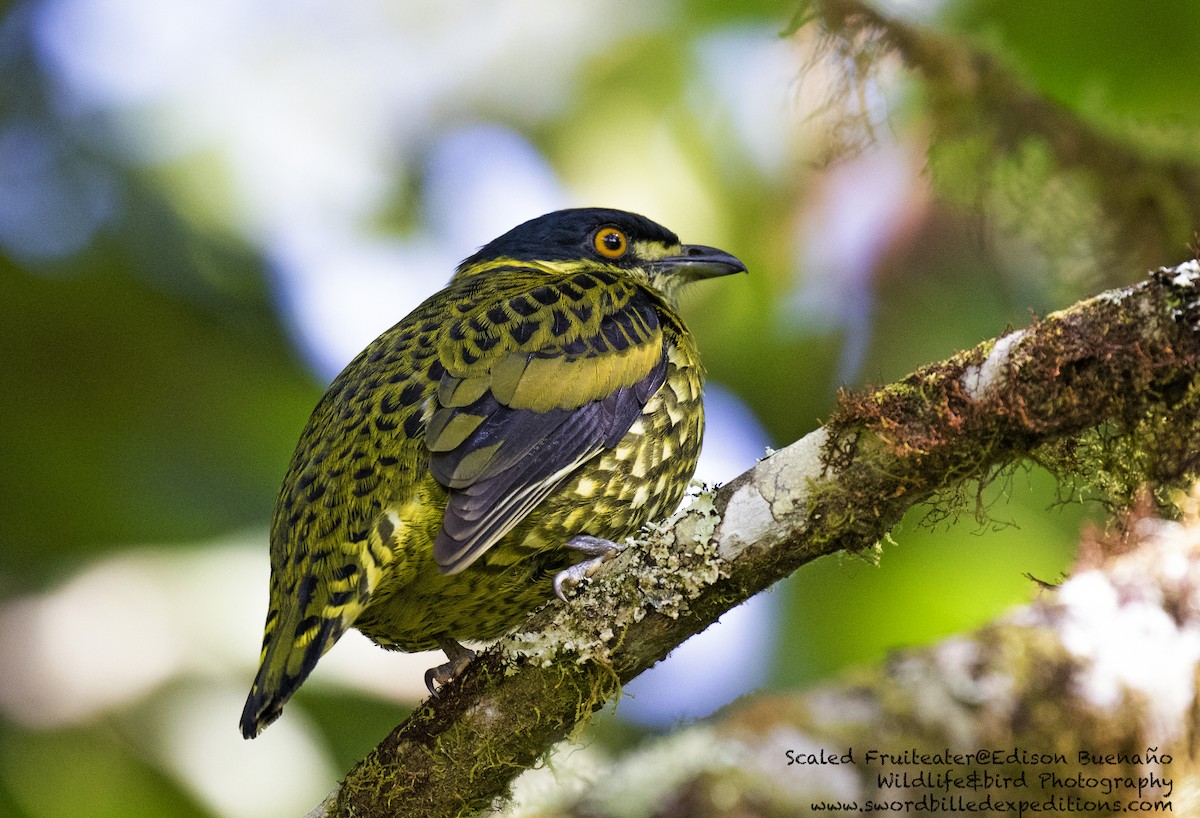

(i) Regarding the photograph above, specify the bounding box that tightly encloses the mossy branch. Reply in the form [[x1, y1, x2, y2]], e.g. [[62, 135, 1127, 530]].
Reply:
[[316, 262, 1200, 817], [803, 0, 1200, 271], [502, 490, 1200, 815]]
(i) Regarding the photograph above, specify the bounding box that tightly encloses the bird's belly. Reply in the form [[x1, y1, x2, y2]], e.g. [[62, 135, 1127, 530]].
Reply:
[[355, 363, 705, 652], [354, 550, 566, 651]]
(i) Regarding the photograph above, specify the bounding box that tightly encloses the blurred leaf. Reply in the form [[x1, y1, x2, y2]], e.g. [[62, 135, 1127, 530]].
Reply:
[[864, 209, 1030, 385], [296, 690, 414, 771], [775, 467, 1085, 685], [0, 723, 210, 818], [781, 1, 817, 37], [0, 252, 318, 582], [948, 0, 1200, 125], [683, 0, 796, 29]]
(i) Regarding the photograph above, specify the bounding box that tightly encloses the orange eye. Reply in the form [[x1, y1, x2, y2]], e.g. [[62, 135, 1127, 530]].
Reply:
[[593, 227, 628, 259]]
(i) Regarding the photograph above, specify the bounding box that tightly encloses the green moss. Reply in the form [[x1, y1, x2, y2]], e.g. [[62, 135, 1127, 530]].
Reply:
[[823, 269, 1200, 543]]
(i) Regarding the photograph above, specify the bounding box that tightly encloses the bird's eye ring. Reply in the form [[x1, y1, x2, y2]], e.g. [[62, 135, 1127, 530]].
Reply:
[[593, 227, 628, 259]]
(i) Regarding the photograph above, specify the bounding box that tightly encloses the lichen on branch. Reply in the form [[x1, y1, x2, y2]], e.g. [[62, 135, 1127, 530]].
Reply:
[[503, 483, 1200, 816]]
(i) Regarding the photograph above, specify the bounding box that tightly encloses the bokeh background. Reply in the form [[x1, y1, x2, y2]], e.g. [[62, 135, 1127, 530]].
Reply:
[[2, 0, 1199, 815]]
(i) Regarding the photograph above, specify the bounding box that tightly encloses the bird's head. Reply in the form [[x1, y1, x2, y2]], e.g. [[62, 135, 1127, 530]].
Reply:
[[452, 208, 746, 306]]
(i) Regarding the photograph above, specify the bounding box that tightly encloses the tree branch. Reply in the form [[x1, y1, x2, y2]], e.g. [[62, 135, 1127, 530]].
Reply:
[[508, 488, 1199, 815], [318, 262, 1200, 817], [805, 0, 1200, 270]]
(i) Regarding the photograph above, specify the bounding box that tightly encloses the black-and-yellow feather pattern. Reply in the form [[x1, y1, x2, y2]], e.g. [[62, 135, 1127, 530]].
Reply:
[[240, 208, 743, 738], [429, 269, 666, 572]]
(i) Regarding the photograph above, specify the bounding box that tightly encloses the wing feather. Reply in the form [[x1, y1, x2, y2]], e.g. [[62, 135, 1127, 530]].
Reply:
[[429, 274, 668, 574]]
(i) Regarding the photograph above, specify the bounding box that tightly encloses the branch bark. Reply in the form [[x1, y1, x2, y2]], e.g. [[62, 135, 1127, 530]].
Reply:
[[495, 490, 1200, 815], [316, 262, 1200, 817]]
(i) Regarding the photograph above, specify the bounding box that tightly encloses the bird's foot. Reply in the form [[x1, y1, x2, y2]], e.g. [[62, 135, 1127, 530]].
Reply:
[[553, 535, 623, 601], [424, 636, 476, 696]]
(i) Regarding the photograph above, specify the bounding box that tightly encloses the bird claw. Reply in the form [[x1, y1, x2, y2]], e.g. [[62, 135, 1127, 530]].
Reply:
[[553, 536, 622, 601], [424, 637, 476, 696]]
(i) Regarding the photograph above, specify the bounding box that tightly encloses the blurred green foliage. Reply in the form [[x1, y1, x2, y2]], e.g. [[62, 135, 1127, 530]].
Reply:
[[1, 723, 211, 818], [780, 468, 1086, 685], [1, 245, 318, 579], [949, 0, 1200, 125]]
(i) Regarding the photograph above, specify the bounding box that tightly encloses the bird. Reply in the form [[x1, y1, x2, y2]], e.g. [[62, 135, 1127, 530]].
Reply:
[[240, 207, 745, 738]]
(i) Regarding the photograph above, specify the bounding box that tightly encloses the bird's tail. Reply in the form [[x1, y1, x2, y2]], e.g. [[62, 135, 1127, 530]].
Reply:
[[240, 515, 398, 738], [239, 593, 347, 739], [240, 556, 382, 737]]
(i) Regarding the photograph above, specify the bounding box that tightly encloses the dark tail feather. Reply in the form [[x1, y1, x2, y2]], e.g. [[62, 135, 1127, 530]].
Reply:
[[240, 617, 339, 739]]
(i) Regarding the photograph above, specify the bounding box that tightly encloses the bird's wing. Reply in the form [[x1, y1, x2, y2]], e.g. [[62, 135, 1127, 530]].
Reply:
[[428, 271, 667, 574]]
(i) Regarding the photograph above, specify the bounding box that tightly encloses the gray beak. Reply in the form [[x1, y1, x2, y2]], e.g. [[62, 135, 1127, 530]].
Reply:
[[654, 244, 747, 280]]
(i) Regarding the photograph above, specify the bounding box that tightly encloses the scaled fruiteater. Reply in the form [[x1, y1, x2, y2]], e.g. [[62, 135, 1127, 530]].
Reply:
[[240, 208, 745, 738]]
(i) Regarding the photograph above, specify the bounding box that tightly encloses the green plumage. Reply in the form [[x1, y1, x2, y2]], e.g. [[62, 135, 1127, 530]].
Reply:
[[241, 208, 744, 738]]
